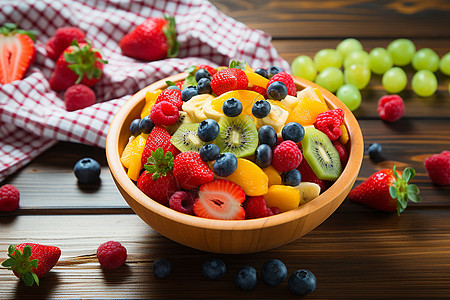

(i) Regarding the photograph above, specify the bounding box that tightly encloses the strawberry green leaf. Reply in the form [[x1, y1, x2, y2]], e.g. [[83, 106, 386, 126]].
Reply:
[[183, 74, 197, 89], [23, 272, 35, 286], [4, 244, 40, 286], [144, 148, 174, 181], [390, 166, 421, 215], [7, 244, 16, 256], [31, 273, 40, 286], [229, 60, 247, 70], [389, 185, 397, 199], [185, 66, 197, 74], [402, 167, 415, 183], [30, 259, 39, 269], [166, 80, 177, 87], [1, 258, 15, 268], [23, 245, 32, 258], [163, 15, 179, 58]]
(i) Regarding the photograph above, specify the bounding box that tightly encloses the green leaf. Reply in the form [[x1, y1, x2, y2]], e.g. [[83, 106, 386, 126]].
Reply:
[[1, 258, 15, 268], [229, 60, 247, 70], [22, 245, 32, 258], [166, 80, 177, 87], [407, 192, 422, 203], [152, 172, 161, 181], [185, 66, 196, 74], [30, 259, 39, 269], [8, 244, 16, 256], [389, 186, 397, 199], [32, 272, 39, 286], [392, 165, 399, 180], [22, 272, 34, 286], [402, 167, 415, 183], [406, 184, 420, 195], [183, 74, 197, 88]]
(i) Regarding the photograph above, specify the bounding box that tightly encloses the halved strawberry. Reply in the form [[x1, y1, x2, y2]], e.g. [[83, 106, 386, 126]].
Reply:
[[193, 179, 246, 220]]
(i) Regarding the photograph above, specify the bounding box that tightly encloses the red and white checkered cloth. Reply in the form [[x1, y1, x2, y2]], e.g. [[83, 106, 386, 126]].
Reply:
[[0, 0, 290, 183]]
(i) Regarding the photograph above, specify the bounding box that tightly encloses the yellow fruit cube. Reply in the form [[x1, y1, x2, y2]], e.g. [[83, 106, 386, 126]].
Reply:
[[140, 89, 162, 118], [223, 158, 268, 196], [263, 185, 300, 212], [262, 165, 282, 186], [120, 136, 136, 169], [127, 134, 148, 181]]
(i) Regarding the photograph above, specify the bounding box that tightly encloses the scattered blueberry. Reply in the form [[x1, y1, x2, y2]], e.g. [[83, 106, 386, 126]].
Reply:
[[202, 258, 226, 280], [195, 68, 212, 82], [181, 86, 199, 102], [222, 97, 243, 117], [199, 144, 220, 162], [261, 259, 288, 286], [73, 158, 101, 184], [288, 269, 317, 296], [234, 266, 257, 291], [282, 169, 302, 186], [129, 118, 141, 136], [367, 143, 382, 160], [268, 66, 284, 78], [255, 68, 268, 79], [258, 125, 278, 148], [139, 115, 155, 134], [282, 122, 305, 143], [255, 144, 273, 168], [197, 78, 212, 94], [252, 100, 271, 118], [214, 153, 238, 177], [166, 85, 181, 91], [267, 81, 288, 100], [153, 258, 171, 278], [198, 119, 220, 142]]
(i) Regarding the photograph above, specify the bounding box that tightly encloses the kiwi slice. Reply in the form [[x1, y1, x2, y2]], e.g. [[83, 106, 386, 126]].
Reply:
[[215, 115, 258, 157], [301, 127, 342, 180], [170, 123, 207, 152]]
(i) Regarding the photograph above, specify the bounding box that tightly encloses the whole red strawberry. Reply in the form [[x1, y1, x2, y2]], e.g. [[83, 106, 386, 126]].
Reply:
[[49, 41, 107, 91], [1, 243, 61, 286], [155, 88, 183, 110], [173, 151, 214, 189], [141, 126, 180, 167], [348, 166, 421, 215], [119, 15, 179, 61], [424, 150, 450, 186], [211, 68, 249, 95], [46, 27, 86, 61]]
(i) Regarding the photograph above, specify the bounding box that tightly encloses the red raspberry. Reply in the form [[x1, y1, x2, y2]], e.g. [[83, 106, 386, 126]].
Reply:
[[64, 84, 96, 111], [314, 108, 344, 141], [97, 241, 127, 269], [0, 184, 20, 212], [270, 207, 281, 215], [150, 101, 179, 126], [155, 88, 183, 110], [332, 141, 348, 167], [243, 196, 273, 219], [267, 71, 296, 96], [46, 27, 86, 61], [377, 95, 404, 122], [424, 150, 450, 186], [169, 191, 195, 215], [272, 140, 303, 172]]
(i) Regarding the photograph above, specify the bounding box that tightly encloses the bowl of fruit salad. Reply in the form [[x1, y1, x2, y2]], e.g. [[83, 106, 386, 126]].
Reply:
[[106, 64, 364, 254]]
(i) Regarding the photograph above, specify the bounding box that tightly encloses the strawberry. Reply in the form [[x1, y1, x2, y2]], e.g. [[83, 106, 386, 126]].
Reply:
[[296, 159, 326, 192], [173, 151, 214, 189], [211, 68, 249, 95], [348, 166, 421, 215], [193, 179, 246, 220], [119, 15, 179, 61], [0, 23, 36, 84], [137, 148, 179, 205], [141, 126, 180, 167], [49, 41, 107, 91], [197, 64, 217, 76], [46, 27, 86, 61], [1, 243, 61, 286], [155, 88, 183, 110]]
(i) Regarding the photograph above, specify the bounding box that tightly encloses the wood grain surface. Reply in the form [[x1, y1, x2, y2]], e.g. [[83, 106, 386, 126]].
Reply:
[[1, 0, 450, 298]]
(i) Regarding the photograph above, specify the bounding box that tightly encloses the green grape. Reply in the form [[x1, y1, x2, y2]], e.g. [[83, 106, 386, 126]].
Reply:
[[314, 49, 343, 71], [291, 55, 317, 81], [337, 38, 363, 58], [387, 38, 416, 66], [336, 84, 362, 111], [412, 70, 437, 97], [439, 51, 450, 76], [382, 67, 407, 93], [344, 64, 371, 90], [369, 47, 393, 75], [315, 67, 344, 93], [412, 48, 440, 72], [343, 50, 370, 69]]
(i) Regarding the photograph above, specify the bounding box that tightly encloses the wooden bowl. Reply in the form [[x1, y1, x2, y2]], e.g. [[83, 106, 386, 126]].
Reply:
[[106, 73, 364, 254]]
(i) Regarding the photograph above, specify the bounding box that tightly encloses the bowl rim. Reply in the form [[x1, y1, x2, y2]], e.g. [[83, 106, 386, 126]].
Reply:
[[106, 72, 364, 231]]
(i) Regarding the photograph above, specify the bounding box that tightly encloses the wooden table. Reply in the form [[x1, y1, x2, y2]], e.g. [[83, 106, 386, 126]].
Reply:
[[1, 1, 450, 298]]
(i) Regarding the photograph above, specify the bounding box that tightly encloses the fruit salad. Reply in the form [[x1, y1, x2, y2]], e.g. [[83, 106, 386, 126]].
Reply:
[[120, 61, 349, 220]]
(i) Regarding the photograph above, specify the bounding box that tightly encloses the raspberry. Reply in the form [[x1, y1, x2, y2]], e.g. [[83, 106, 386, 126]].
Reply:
[[314, 108, 344, 141], [97, 241, 127, 269], [332, 141, 349, 167], [270, 207, 281, 215], [155, 88, 183, 110], [424, 150, 450, 186], [267, 71, 296, 96], [150, 101, 179, 126], [272, 140, 303, 172], [377, 94, 404, 122], [169, 191, 195, 215], [243, 196, 273, 219], [0, 184, 20, 212], [64, 84, 96, 111]]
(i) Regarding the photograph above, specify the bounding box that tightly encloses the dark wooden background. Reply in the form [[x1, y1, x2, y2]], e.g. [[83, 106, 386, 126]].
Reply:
[[1, 0, 450, 298]]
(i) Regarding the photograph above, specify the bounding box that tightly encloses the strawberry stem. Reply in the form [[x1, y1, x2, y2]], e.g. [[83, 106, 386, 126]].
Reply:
[[1, 244, 39, 286], [144, 148, 174, 181], [163, 15, 179, 58], [389, 165, 421, 215], [0, 23, 38, 42]]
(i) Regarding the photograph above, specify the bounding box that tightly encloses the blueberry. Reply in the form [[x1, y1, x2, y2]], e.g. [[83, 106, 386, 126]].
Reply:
[[367, 143, 382, 160], [139, 115, 155, 134], [222, 97, 243, 117], [267, 81, 288, 100], [199, 144, 220, 162], [73, 158, 101, 184], [153, 258, 171, 278], [234, 266, 257, 291], [288, 269, 317, 296], [261, 259, 288, 286], [202, 258, 226, 280], [258, 125, 277, 148], [166, 85, 181, 91], [268, 66, 284, 79], [197, 78, 212, 94], [282, 122, 305, 143], [255, 68, 268, 79], [195, 68, 212, 82], [282, 169, 302, 186], [255, 144, 272, 168], [129, 118, 141, 136], [198, 119, 220, 142], [252, 100, 271, 118], [214, 153, 238, 177], [181, 86, 199, 102]]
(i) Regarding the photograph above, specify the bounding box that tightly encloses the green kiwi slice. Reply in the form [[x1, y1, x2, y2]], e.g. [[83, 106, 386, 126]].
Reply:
[[170, 123, 206, 152], [301, 127, 342, 180], [215, 115, 258, 157]]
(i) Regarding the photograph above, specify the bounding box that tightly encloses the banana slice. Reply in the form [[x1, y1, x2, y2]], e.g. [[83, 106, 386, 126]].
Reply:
[[255, 103, 289, 134], [294, 182, 321, 205], [182, 94, 213, 123], [203, 99, 224, 121], [280, 95, 299, 111]]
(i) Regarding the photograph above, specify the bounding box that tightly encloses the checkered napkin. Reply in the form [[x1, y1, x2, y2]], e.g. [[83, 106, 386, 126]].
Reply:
[[0, 0, 290, 183]]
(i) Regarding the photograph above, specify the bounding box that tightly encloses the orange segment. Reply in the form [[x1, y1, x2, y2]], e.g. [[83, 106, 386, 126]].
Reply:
[[286, 95, 329, 126], [120, 136, 136, 169], [127, 134, 148, 181], [263, 185, 301, 212], [338, 124, 349, 144], [246, 71, 269, 88], [262, 165, 282, 186], [210, 90, 264, 116], [223, 158, 268, 196], [140, 89, 162, 118]]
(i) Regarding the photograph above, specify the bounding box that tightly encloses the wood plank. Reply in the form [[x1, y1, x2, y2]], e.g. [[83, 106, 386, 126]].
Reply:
[[1, 213, 449, 299]]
